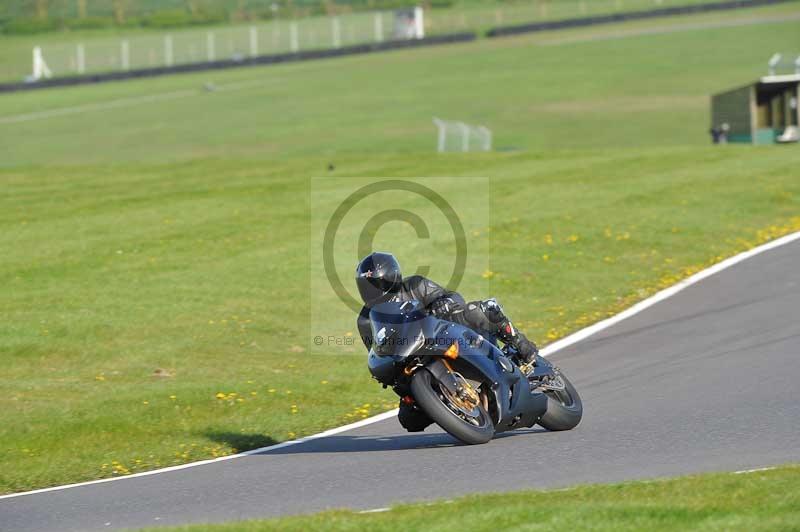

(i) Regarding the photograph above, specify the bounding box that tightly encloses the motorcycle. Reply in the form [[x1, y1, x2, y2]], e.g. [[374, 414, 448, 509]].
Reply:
[[367, 300, 582, 444]]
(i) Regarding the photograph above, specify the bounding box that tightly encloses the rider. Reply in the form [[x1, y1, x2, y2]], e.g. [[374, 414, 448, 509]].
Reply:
[[355, 251, 539, 432]]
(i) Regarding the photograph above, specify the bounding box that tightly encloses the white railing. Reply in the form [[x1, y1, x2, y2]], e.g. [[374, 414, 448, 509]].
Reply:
[[433, 118, 492, 153], [27, 9, 425, 81]]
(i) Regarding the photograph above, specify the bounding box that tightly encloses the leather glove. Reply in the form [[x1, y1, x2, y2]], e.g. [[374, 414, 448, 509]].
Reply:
[[429, 297, 463, 318]]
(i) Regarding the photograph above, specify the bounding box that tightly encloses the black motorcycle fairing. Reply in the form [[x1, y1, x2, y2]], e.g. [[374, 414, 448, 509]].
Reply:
[[365, 300, 549, 431], [431, 332, 547, 431]]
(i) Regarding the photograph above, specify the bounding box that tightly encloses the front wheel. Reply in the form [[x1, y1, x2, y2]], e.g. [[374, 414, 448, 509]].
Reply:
[[537, 372, 583, 431], [410, 369, 494, 445]]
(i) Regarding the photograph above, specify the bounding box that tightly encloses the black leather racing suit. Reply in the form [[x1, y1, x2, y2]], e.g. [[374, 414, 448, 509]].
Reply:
[[356, 275, 538, 432]]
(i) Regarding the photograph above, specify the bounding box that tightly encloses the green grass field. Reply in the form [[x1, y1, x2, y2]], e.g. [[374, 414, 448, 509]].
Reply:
[[140, 465, 800, 531], [1, 4, 799, 494]]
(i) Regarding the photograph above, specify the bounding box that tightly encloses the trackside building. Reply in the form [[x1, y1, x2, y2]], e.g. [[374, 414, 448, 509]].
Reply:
[[711, 74, 800, 144]]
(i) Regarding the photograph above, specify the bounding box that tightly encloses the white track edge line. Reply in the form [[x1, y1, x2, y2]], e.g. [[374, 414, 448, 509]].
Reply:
[[2, 230, 798, 501], [733, 466, 778, 474], [539, 230, 800, 356], [0, 410, 399, 500]]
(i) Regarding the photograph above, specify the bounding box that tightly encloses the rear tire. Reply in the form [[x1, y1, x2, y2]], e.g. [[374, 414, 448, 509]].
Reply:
[[410, 369, 494, 445], [538, 373, 583, 431]]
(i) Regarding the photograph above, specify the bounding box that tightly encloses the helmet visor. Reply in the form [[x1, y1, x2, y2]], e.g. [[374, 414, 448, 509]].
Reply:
[[357, 276, 399, 307]]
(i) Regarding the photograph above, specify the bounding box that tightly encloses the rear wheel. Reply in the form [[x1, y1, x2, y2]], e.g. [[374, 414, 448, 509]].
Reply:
[[410, 368, 494, 445], [537, 372, 583, 431]]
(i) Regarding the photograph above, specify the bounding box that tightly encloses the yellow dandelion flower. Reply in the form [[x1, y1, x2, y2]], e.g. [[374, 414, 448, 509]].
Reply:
[[482, 270, 495, 279]]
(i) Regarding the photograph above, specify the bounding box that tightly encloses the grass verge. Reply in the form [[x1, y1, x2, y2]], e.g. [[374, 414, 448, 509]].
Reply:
[[138, 464, 800, 531], [2, 148, 799, 494]]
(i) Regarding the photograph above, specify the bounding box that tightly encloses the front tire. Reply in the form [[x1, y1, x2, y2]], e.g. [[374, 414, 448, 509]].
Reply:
[[410, 369, 494, 445], [538, 372, 583, 431]]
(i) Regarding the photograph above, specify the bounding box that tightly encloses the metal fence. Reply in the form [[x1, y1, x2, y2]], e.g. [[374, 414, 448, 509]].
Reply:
[[29, 10, 413, 80], [11, 0, 740, 83]]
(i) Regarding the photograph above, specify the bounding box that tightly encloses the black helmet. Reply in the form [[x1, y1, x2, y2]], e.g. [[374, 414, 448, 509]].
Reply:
[[355, 252, 402, 307]]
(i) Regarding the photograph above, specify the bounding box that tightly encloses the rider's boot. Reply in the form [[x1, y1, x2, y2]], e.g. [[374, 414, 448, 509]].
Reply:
[[479, 299, 539, 366], [397, 397, 433, 432]]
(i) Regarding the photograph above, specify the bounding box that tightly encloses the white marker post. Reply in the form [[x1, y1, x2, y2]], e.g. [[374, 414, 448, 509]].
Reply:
[[332, 17, 341, 48], [76, 43, 85, 74], [206, 31, 215, 61], [374, 13, 384, 42], [120, 39, 130, 71], [414, 6, 425, 39], [290, 22, 299, 52], [31, 46, 52, 80], [249, 26, 258, 57], [164, 35, 173, 67]]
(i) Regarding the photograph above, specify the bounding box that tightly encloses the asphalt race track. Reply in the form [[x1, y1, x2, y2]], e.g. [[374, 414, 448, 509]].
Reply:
[[2, 239, 799, 531]]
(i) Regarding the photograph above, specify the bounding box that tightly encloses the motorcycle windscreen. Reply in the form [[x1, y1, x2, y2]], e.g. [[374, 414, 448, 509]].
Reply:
[[369, 300, 427, 358]]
